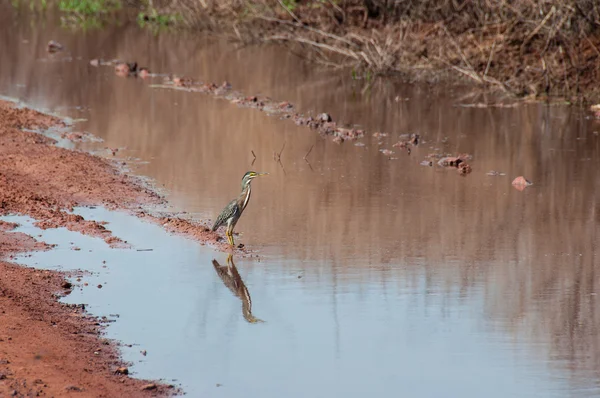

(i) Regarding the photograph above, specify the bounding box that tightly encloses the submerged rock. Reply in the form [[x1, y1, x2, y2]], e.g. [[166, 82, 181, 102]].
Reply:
[[512, 176, 533, 191], [47, 40, 63, 53], [114, 62, 131, 77], [410, 134, 420, 145], [457, 163, 472, 175], [438, 153, 472, 168], [138, 67, 151, 79], [318, 113, 332, 122], [173, 76, 192, 87], [437, 156, 463, 167]]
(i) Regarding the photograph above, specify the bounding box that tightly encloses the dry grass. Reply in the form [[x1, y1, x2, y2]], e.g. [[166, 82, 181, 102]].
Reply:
[[146, 0, 600, 102]]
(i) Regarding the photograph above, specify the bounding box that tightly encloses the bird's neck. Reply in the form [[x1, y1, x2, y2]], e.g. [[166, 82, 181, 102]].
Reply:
[[237, 183, 251, 212]]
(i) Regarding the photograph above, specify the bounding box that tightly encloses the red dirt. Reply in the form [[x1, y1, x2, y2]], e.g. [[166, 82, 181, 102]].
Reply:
[[0, 221, 19, 231], [150, 214, 240, 252], [0, 101, 237, 252], [0, 101, 161, 246], [0, 221, 50, 253]]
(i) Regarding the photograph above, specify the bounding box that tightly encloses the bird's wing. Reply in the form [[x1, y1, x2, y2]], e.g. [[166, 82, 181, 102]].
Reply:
[[212, 259, 241, 296], [211, 199, 239, 231]]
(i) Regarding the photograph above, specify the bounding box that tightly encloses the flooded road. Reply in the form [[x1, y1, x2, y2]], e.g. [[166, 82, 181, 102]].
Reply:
[[2, 4, 600, 397]]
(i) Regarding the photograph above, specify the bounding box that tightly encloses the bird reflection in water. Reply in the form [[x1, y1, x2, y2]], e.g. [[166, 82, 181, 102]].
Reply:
[[212, 254, 264, 324]]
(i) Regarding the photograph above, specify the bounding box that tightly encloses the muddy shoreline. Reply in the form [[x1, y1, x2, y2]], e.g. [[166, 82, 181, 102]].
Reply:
[[0, 99, 243, 396], [0, 99, 245, 253]]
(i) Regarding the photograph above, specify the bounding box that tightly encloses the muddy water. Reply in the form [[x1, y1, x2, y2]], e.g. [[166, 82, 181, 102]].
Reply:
[[2, 4, 600, 397]]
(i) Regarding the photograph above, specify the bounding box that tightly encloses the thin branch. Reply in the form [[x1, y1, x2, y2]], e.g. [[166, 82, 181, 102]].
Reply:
[[559, 45, 570, 95], [484, 39, 496, 78], [327, 0, 344, 19], [435, 56, 482, 84], [303, 144, 314, 160], [273, 141, 286, 162], [585, 36, 600, 57], [232, 23, 243, 42], [521, 6, 556, 53], [278, 160, 286, 175], [278, 141, 285, 158], [276, 0, 302, 24], [442, 25, 478, 78], [264, 35, 361, 60], [258, 16, 358, 48]]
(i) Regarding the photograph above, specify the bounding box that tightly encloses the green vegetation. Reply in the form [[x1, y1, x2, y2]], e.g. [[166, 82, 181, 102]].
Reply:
[[10, 0, 47, 11], [57, 0, 121, 30], [137, 8, 181, 30], [280, 0, 297, 11], [58, 0, 121, 15], [11, 0, 122, 29]]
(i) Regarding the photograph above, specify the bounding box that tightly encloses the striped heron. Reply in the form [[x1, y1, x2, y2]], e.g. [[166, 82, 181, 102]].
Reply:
[[212, 254, 263, 323], [211, 171, 268, 246]]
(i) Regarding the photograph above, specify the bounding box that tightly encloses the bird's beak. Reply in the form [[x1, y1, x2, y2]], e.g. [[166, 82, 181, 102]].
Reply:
[[257, 172, 269, 176]]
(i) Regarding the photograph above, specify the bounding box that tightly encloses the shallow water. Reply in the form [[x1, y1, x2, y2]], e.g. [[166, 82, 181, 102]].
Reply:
[[0, 209, 577, 397], [2, 4, 600, 397]]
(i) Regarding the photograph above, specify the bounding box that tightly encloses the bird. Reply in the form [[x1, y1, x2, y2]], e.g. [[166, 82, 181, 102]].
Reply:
[[212, 254, 263, 323], [211, 171, 268, 246]]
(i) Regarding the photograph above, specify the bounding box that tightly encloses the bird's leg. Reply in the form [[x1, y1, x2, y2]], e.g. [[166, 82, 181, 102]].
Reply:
[[226, 225, 235, 246]]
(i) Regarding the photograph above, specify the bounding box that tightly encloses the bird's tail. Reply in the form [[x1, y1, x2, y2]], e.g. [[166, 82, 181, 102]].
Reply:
[[211, 221, 219, 232]]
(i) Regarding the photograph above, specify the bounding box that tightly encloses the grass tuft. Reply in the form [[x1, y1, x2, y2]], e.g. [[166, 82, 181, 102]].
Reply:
[[58, 0, 121, 15]]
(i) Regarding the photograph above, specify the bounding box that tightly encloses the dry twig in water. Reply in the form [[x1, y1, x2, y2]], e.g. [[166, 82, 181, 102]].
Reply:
[[273, 141, 286, 162], [303, 144, 314, 161]]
